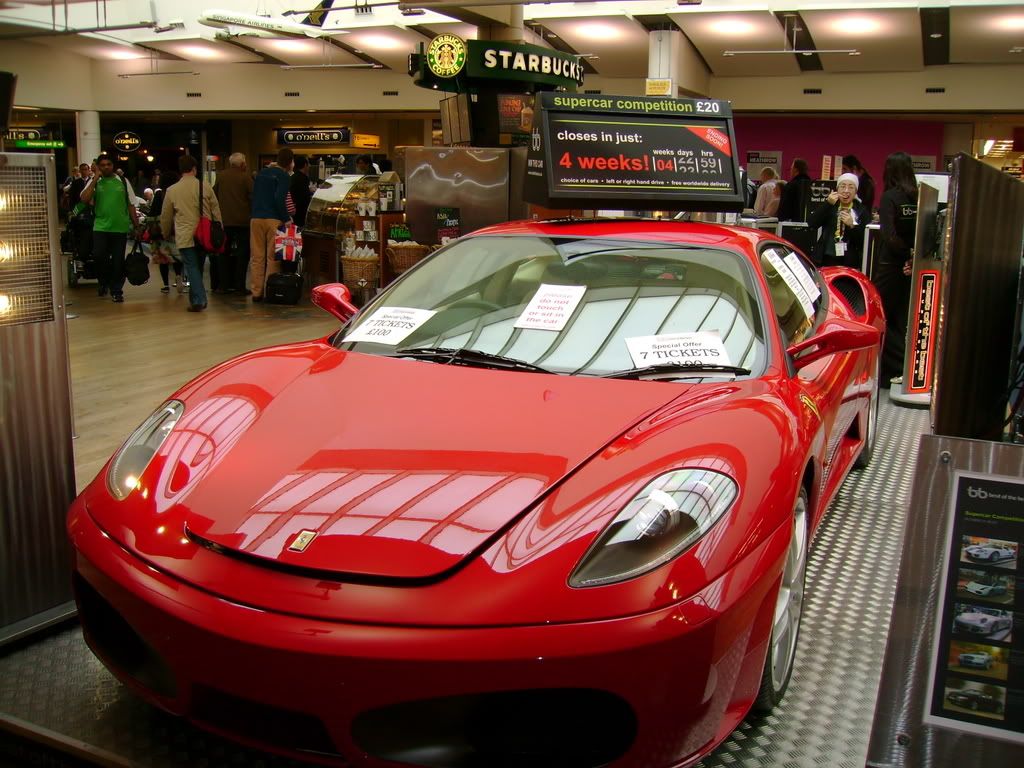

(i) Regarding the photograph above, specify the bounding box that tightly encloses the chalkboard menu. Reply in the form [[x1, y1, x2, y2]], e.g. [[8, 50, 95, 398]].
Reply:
[[525, 92, 743, 211]]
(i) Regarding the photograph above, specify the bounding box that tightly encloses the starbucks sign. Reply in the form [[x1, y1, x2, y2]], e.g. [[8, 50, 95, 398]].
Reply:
[[427, 35, 466, 78]]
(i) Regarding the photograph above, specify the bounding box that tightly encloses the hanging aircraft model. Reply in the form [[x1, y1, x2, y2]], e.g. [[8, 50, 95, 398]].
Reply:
[[198, 1, 340, 38]]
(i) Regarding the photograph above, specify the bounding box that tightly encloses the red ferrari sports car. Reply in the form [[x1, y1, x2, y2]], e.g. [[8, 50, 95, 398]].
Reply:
[[68, 219, 883, 768]]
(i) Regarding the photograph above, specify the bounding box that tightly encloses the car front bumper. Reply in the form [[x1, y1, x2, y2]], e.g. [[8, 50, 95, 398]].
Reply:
[[68, 500, 788, 768]]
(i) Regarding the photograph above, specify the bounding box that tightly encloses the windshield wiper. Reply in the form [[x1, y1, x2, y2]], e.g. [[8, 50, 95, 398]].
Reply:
[[601, 363, 751, 380], [395, 346, 553, 374]]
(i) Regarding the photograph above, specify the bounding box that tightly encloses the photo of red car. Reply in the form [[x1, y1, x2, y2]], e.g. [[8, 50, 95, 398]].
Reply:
[[68, 219, 883, 767]]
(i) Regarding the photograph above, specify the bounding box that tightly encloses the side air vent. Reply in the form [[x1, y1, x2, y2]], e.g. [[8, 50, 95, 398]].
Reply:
[[382, 90, 399, 96], [186, 92, 202, 98], [925, 87, 946, 94], [803, 88, 822, 95], [832, 275, 867, 318], [284, 91, 300, 97]]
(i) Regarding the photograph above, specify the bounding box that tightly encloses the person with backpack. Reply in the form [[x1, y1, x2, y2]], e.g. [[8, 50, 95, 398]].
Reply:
[[80, 155, 139, 302]]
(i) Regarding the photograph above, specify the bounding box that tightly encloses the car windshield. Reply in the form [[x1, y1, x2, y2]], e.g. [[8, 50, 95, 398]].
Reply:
[[335, 235, 767, 377]]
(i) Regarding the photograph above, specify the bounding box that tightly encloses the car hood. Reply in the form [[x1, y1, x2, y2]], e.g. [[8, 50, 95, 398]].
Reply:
[[129, 346, 685, 580]]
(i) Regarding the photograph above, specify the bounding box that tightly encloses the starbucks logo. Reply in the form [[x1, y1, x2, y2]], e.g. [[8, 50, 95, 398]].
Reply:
[[427, 34, 466, 78]]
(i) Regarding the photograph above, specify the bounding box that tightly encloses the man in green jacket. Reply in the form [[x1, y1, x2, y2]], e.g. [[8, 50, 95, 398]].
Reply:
[[81, 155, 139, 302]]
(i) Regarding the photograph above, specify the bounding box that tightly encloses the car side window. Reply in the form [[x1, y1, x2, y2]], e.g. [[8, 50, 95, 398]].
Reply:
[[758, 245, 824, 347]]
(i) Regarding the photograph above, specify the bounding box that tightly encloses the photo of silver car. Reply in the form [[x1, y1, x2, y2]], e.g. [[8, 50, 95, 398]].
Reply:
[[964, 544, 1015, 563], [953, 605, 1013, 639], [957, 651, 993, 670], [964, 581, 1008, 597]]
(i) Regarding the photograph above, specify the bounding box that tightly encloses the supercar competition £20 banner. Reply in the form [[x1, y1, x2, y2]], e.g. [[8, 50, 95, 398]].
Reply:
[[525, 93, 744, 212]]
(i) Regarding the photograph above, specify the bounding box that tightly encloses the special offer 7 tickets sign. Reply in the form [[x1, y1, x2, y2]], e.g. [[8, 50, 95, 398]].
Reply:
[[524, 93, 744, 212]]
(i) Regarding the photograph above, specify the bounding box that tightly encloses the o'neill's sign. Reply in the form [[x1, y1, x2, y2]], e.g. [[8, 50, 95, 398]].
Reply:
[[412, 37, 584, 93], [277, 128, 351, 145]]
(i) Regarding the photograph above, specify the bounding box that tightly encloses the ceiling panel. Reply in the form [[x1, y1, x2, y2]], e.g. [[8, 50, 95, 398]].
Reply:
[[670, 11, 801, 77], [418, 22, 479, 41], [540, 15, 649, 77], [32, 35, 154, 61], [343, 26, 431, 71], [234, 37, 363, 66], [802, 8, 922, 72], [951, 4, 1024, 64], [144, 37, 264, 64]]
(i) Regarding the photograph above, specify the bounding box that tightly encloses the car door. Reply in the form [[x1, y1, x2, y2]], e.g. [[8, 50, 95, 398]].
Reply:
[[757, 242, 867, 487]]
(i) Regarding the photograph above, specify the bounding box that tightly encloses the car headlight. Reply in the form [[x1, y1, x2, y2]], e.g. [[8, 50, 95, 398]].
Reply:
[[570, 469, 738, 588], [107, 401, 184, 500]]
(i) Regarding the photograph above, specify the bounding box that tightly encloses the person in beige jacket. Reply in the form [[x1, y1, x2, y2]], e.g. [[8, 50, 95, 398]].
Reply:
[[160, 155, 222, 312]]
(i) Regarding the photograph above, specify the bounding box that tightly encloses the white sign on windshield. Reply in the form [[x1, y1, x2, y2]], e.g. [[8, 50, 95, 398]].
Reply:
[[514, 283, 587, 331], [344, 307, 437, 345], [625, 331, 731, 369], [764, 249, 815, 318], [783, 251, 821, 301]]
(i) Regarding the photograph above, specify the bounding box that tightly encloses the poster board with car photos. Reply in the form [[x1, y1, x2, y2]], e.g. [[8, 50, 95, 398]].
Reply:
[[867, 436, 1024, 768]]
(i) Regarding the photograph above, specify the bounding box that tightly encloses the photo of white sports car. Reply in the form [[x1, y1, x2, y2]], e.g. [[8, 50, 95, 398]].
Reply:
[[964, 544, 1015, 563], [953, 606, 1013, 640], [957, 651, 993, 670], [965, 581, 1008, 597]]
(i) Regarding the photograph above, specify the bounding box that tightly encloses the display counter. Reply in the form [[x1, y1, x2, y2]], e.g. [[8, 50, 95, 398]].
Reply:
[[302, 173, 409, 300]]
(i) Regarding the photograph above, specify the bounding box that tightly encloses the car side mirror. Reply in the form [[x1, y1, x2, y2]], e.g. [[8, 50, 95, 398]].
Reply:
[[787, 317, 880, 371], [311, 283, 359, 323]]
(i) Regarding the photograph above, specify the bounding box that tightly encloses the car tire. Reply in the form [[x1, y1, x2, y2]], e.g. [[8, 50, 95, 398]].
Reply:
[[853, 357, 879, 469], [752, 487, 809, 715]]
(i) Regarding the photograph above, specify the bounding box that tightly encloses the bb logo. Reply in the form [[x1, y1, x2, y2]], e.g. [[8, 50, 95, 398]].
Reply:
[[967, 486, 988, 499]]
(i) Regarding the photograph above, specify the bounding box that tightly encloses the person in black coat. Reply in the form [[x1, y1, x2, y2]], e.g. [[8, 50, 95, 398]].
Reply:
[[289, 155, 313, 228], [806, 172, 870, 268], [872, 152, 919, 384], [777, 158, 813, 222], [841, 154, 876, 214]]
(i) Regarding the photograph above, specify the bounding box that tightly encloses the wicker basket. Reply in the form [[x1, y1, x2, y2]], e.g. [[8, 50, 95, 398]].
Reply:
[[341, 256, 379, 288], [386, 244, 432, 274]]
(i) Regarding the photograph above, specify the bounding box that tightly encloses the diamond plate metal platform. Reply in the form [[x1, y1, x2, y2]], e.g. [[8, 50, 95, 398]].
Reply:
[[0, 400, 931, 768]]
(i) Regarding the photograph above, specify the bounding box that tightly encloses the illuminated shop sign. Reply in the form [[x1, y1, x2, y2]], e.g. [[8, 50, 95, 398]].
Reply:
[[412, 39, 583, 93], [277, 128, 351, 145], [14, 139, 65, 149], [112, 131, 141, 152], [4, 128, 45, 141]]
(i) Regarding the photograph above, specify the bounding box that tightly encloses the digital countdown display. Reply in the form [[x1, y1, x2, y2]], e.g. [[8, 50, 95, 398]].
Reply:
[[525, 93, 744, 212]]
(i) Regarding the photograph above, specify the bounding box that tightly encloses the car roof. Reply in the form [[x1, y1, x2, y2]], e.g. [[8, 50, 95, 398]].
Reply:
[[471, 218, 775, 253]]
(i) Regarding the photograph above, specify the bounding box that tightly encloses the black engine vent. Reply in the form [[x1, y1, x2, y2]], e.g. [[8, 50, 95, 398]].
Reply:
[[284, 91, 300, 97], [925, 87, 946, 94], [803, 88, 822, 95], [186, 92, 202, 98], [382, 90, 399, 96], [832, 275, 867, 317]]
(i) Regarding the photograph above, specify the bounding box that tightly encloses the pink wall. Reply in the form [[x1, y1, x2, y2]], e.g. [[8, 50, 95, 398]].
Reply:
[[733, 116, 945, 181]]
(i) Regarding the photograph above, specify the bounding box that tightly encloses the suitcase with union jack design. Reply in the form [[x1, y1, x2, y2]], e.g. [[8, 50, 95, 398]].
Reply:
[[267, 223, 303, 305]]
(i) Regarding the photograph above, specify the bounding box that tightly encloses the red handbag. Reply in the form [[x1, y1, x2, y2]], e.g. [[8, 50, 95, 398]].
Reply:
[[194, 174, 225, 253]]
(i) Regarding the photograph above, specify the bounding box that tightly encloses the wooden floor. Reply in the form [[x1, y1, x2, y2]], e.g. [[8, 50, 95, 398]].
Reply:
[[67, 266, 337, 492]]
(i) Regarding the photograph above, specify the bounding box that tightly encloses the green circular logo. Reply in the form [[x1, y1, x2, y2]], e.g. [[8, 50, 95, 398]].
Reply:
[[427, 35, 466, 78]]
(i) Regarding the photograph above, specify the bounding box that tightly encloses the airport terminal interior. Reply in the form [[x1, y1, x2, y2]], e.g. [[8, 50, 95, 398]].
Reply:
[[1, 2, 1023, 767]]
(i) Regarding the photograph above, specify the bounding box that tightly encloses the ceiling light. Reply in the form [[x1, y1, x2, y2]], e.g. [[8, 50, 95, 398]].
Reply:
[[105, 48, 145, 60], [848, 51, 862, 56], [930, 32, 943, 39], [179, 45, 223, 60], [983, 139, 995, 155], [267, 39, 314, 53], [832, 16, 881, 35], [353, 34, 402, 50], [993, 15, 1024, 31], [574, 22, 623, 41], [709, 19, 755, 36], [1011, 47, 1024, 54]]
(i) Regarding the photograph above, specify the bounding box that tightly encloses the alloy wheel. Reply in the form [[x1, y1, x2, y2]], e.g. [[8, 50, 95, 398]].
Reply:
[[770, 493, 808, 694]]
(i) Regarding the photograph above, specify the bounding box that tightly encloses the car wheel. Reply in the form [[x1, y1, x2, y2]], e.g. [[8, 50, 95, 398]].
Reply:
[[752, 487, 809, 715], [853, 357, 879, 469]]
